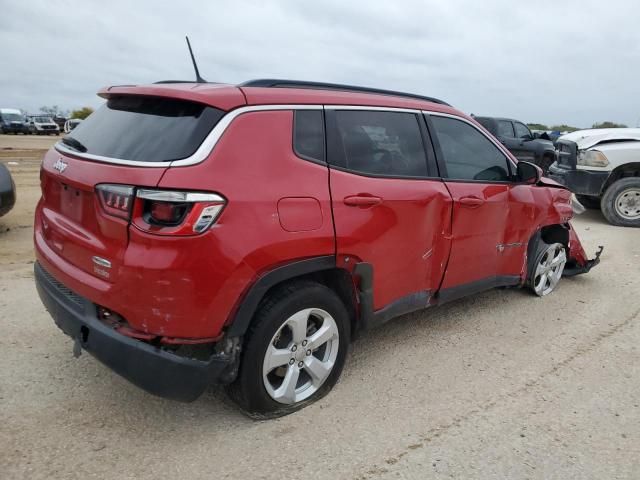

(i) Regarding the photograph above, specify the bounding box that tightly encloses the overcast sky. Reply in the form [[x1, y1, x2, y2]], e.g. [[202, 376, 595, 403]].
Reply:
[[1, 0, 638, 127]]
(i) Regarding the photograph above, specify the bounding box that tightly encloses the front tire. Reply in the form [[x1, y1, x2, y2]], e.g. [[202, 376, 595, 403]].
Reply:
[[228, 281, 350, 418], [528, 241, 567, 296], [601, 178, 640, 227]]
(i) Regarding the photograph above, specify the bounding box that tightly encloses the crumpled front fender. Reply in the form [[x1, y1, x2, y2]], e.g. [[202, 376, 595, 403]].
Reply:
[[563, 224, 604, 276]]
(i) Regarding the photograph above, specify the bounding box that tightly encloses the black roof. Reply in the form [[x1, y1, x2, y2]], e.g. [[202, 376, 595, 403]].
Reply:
[[239, 79, 450, 106]]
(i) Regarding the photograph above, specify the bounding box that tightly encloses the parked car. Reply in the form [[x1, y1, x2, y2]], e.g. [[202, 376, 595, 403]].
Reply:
[[27, 115, 60, 135], [53, 116, 68, 132], [549, 128, 640, 227], [34, 79, 601, 417], [0, 162, 16, 217], [474, 116, 557, 171], [0, 108, 30, 135], [63, 118, 83, 133]]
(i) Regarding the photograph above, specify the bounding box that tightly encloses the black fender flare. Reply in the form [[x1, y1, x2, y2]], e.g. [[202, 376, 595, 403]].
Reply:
[[225, 256, 337, 337]]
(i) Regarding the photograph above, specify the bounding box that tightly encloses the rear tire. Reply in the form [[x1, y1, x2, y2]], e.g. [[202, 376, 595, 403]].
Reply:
[[601, 178, 640, 227], [528, 240, 566, 296], [576, 195, 601, 210], [227, 281, 350, 418]]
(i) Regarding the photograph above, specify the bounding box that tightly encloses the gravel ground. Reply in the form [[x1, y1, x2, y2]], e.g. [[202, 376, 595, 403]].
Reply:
[[1, 134, 638, 479]]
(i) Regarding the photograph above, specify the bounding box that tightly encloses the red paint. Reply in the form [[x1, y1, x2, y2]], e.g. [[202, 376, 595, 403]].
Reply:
[[277, 197, 323, 232], [329, 170, 453, 309], [34, 83, 596, 345], [440, 183, 510, 288]]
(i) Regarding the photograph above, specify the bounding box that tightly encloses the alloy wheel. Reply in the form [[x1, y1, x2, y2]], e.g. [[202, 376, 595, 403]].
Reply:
[[262, 308, 339, 404], [533, 243, 566, 296]]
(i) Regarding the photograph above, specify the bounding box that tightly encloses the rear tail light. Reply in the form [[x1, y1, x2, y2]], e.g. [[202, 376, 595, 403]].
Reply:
[[96, 184, 135, 220], [95, 185, 225, 235]]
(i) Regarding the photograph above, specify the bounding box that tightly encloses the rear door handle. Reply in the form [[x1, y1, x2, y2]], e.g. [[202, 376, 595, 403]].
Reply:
[[343, 195, 382, 207], [459, 196, 485, 208]]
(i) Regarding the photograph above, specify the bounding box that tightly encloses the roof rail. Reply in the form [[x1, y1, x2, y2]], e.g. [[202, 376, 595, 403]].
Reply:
[[153, 80, 203, 84], [239, 79, 450, 106]]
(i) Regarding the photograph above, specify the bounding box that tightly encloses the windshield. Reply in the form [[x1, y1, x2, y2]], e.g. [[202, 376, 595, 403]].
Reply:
[[3, 113, 23, 122], [65, 95, 225, 162], [33, 117, 53, 123]]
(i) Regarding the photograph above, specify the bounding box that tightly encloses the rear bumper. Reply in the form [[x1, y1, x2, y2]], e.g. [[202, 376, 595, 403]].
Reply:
[[0, 166, 16, 217], [548, 163, 610, 197], [2, 126, 28, 133], [35, 261, 235, 402]]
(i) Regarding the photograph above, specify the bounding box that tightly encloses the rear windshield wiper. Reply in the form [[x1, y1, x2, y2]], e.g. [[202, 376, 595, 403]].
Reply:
[[61, 136, 87, 153]]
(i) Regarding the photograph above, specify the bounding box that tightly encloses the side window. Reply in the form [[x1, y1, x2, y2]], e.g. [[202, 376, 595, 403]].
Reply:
[[497, 120, 515, 137], [330, 110, 428, 177], [431, 116, 511, 182], [293, 110, 324, 163], [514, 122, 531, 139]]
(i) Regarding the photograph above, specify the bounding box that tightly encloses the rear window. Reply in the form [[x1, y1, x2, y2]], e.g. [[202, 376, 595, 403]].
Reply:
[[65, 96, 225, 162]]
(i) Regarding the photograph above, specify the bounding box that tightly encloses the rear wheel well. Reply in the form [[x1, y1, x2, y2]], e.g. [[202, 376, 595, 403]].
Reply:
[[253, 268, 357, 341], [602, 162, 640, 193]]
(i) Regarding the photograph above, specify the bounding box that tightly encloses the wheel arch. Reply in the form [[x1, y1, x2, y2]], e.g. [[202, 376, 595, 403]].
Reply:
[[225, 256, 359, 340], [602, 162, 640, 194], [526, 224, 570, 277]]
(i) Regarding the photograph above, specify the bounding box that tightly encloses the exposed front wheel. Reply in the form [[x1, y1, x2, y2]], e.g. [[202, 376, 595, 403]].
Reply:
[[528, 241, 566, 296], [228, 281, 349, 418], [601, 178, 640, 227]]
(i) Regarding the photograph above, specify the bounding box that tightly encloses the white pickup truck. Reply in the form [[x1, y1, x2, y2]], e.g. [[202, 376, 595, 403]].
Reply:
[[548, 128, 640, 227]]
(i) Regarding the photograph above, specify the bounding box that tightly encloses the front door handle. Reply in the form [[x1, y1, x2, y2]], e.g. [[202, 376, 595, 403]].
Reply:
[[343, 195, 382, 207], [459, 196, 485, 208]]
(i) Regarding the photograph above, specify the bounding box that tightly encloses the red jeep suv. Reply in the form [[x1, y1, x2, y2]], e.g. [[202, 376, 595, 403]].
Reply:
[[34, 79, 601, 416]]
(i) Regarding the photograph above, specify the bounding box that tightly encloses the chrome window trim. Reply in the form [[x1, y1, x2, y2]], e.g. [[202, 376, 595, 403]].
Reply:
[[323, 105, 422, 114], [54, 104, 323, 168], [425, 111, 517, 171], [56, 104, 507, 170]]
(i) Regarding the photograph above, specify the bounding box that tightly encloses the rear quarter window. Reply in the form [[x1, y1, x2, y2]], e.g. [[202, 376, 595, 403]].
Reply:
[[293, 110, 325, 163], [66, 96, 225, 162]]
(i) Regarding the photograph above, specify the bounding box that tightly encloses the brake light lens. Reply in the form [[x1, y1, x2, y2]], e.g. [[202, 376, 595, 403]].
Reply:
[[95, 185, 225, 235], [149, 201, 190, 225], [95, 184, 135, 220], [133, 189, 226, 235]]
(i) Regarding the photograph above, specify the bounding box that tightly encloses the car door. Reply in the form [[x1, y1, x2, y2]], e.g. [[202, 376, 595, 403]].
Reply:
[[427, 113, 518, 300], [326, 108, 452, 312], [495, 120, 524, 158], [510, 121, 537, 163]]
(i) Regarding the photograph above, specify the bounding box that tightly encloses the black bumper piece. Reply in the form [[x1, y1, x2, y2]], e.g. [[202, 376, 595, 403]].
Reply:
[[0, 163, 16, 217], [35, 262, 233, 402], [548, 163, 610, 197], [563, 246, 604, 277]]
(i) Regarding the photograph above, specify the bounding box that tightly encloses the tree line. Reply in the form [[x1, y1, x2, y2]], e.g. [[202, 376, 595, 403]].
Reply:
[[38, 105, 94, 120], [527, 121, 628, 132]]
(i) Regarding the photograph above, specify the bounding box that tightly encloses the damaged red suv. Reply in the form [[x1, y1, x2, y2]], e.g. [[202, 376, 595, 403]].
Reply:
[[34, 79, 601, 416]]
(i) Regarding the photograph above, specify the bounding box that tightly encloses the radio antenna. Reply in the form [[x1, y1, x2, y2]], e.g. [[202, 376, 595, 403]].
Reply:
[[185, 36, 206, 83]]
